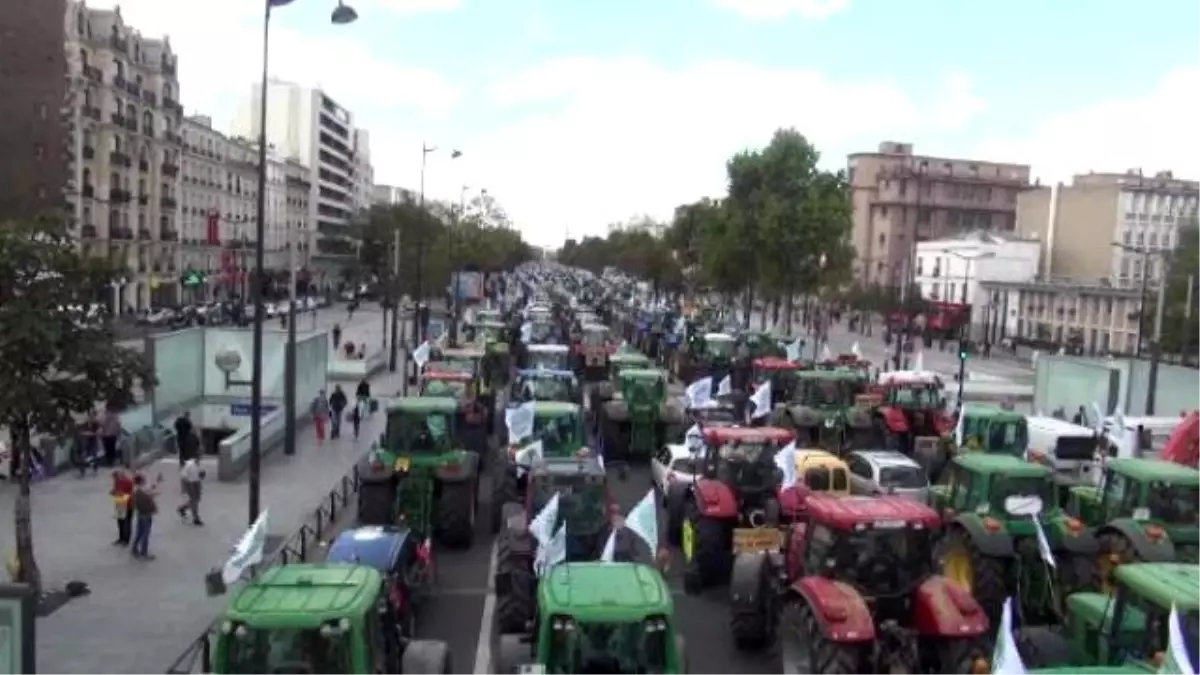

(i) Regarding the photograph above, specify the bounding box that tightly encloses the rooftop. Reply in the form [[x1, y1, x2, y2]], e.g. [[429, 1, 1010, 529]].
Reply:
[[977, 278, 1142, 297]]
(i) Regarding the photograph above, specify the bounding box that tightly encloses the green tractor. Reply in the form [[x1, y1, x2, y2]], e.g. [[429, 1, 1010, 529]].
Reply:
[[673, 331, 735, 384], [597, 368, 686, 465], [211, 564, 452, 673], [1067, 458, 1199, 588], [931, 453, 1101, 625], [491, 401, 589, 532], [957, 404, 1029, 457], [493, 455, 619, 632], [585, 350, 654, 420], [767, 370, 876, 451], [1018, 562, 1199, 674], [494, 562, 688, 674], [358, 397, 480, 548]]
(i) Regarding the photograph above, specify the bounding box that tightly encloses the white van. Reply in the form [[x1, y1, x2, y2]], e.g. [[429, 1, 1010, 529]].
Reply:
[[1025, 416, 1101, 489]]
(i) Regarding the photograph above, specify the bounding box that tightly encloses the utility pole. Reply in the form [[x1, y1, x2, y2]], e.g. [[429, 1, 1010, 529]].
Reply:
[[1144, 269, 1170, 414]]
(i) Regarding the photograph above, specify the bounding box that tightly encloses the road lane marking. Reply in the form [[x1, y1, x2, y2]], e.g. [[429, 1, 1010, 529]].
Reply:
[[472, 539, 500, 674]]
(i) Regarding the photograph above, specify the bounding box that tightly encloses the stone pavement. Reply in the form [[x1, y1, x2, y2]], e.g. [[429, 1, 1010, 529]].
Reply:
[[0, 319, 405, 674]]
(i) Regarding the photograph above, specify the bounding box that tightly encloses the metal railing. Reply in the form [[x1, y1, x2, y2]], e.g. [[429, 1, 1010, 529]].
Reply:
[[164, 463, 362, 674]]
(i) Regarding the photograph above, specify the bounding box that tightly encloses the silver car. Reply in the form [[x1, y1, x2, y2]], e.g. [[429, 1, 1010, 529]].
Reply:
[[846, 450, 929, 502], [651, 444, 699, 504]]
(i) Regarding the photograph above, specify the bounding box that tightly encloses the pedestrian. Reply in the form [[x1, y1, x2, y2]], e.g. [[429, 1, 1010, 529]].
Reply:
[[329, 385, 348, 439], [101, 407, 122, 467], [311, 391, 331, 443], [130, 473, 161, 560], [76, 412, 101, 477], [350, 398, 364, 439], [111, 469, 134, 546], [332, 323, 343, 351], [176, 457, 205, 526], [355, 378, 371, 409], [174, 411, 194, 463]]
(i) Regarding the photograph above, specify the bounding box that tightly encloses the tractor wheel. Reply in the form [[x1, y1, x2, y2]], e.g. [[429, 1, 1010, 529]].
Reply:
[[664, 487, 688, 547], [729, 554, 769, 650], [1015, 626, 1073, 669], [924, 635, 989, 675], [401, 639, 451, 674], [779, 600, 862, 674], [435, 480, 476, 548], [1097, 531, 1141, 594], [1057, 552, 1102, 602], [491, 469, 520, 534], [937, 526, 1008, 623], [682, 508, 730, 593], [494, 537, 536, 634]]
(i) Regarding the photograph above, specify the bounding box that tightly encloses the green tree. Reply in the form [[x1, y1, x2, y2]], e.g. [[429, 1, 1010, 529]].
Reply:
[[0, 217, 153, 591], [1160, 224, 1199, 359]]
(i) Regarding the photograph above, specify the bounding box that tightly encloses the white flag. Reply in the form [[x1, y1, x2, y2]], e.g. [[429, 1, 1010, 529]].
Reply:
[[625, 489, 659, 552], [505, 401, 536, 443], [520, 321, 532, 343], [685, 377, 713, 408], [785, 338, 802, 363], [1032, 514, 1056, 569], [222, 510, 270, 585], [749, 380, 772, 420], [528, 491, 560, 548], [913, 351, 925, 372], [851, 341, 862, 359], [597, 451, 605, 473], [535, 522, 567, 577], [820, 344, 832, 362], [412, 341, 431, 369], [514, 439, 544, 477], [954, 405, 966, 447], [991, 598, 1027, 674], [1160, 604, 1197, 674], [684, 425, 704, 455], [600, 529, 618, 563], [716, 374, 732, 397], [774, 441, 798, 490]]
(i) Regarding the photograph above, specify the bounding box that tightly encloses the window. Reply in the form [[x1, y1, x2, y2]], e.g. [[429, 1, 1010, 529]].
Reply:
[[1122, 230, 1132, 244], [1149, 232, 1158, 246]]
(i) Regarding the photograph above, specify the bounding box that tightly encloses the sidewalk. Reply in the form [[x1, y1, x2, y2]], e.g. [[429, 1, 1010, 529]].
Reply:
[[2, 360, 404, 674]]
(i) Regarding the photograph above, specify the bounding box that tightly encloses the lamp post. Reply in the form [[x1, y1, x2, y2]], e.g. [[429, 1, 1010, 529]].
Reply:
[[944, 248, 996, 402], [407, 145, 460, 359], [1112, 241, 1169, 413], [256, 0, 357, 524]]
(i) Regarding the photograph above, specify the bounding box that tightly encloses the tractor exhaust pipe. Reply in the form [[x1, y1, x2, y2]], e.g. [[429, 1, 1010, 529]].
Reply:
[[748, 509, 766, 528]]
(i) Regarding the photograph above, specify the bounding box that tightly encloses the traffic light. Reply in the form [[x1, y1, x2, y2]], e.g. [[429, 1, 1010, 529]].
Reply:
[[958, 339, 972, 361]]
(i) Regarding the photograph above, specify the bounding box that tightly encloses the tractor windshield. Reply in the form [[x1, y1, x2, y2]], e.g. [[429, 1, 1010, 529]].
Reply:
[[518, 377, 575, 403], [422, 379, 467, 398], [705, 339, 734, 358], [1112, 591, 1200, 670], [534, 414, 583, 454], [582, 329, 608, 347], [1143, 482, 1200, 524], [986, 418, 1028, 455], [891, 386, 942, 409], [549, 619, 669, 674], [223, 626, 352, 674], [529, 350, 569, 371], [531, 471, 607, 533], [532, 322, 557, 343], [385, 410, 454, 453], [799, 378, 851, 408], [810, 523, 933, 598], [714, 441, 778, 492]]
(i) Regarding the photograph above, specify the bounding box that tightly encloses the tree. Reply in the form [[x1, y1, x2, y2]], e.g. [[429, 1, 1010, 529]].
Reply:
[[0, 217, 153, 592], [1160, 224, 1199, 360]]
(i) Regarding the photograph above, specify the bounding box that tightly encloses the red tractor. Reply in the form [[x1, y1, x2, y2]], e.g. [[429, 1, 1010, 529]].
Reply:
[[875, 371, 954, 455], [664, 426, 796, 593], [727, 494, 992, 673], [751, 356, 803, 407]]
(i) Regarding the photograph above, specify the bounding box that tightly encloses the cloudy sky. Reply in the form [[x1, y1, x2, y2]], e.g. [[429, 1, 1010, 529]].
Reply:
[[91, 0, 1198, 247]]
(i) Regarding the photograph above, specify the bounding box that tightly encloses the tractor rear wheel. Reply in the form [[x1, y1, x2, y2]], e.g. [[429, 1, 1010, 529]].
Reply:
[[436, 480, 476, 549], [494, 537, 535, 634], [924, 635, 989, 674], [682, 509, 730, 593], [780, 601, 861, 674], [1097, 531, 1140, 594], [1016, 626, 1073, 669], [729, 554, 769, 650], [491, 467, 520, 533], [937, 526, 1008, 623]]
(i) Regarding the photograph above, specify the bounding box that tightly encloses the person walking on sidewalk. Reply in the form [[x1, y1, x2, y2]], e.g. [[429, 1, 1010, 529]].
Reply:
[[329, 385, 348, 440], [332, 323, 343, 352], [176, 458, 205, 526], [111, 469, 134, 546], [311, 391, 331, 444], [101, 408, 122, 467], [130, 473, 161, 560]]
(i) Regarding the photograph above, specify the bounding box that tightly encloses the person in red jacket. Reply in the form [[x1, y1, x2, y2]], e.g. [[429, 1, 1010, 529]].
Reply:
[[111, 469, 135, 546]]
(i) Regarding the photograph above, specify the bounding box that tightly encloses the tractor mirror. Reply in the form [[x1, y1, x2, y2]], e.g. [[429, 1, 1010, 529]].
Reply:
[[1004, 495, 1044, 517]]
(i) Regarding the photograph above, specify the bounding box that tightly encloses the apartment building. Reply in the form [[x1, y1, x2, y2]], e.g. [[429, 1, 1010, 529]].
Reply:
[[0, 0, 70, 222], [978, 279, 1145, 355], [234, 79, 373, 267], [847, 141, 1031, 287], [59, 2, 184, 310]]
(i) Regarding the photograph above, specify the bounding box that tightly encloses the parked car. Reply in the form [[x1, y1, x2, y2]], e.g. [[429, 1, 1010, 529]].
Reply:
[[845, 449, 930, 502], [651, 443, 699, 503]]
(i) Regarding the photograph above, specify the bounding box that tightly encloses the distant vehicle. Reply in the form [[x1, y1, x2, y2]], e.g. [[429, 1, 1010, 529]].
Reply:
[[651, 443, 698, 502], [845, 449, 929, 502]]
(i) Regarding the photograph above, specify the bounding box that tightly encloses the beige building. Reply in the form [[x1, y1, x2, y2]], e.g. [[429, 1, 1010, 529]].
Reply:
[[847, 141, 1031, 286], [66, 1, 183, 310], [1016, 170, 1199, 287], [979, 279, 1146, 355]]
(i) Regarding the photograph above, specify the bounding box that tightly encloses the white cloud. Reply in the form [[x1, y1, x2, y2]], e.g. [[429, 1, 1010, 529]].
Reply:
[[712, 0, 850, 21], [361, 0, 462, 14], [929, 71, 986, 132], [975, 66, 1200, 184], [469, 57, 980, 247]]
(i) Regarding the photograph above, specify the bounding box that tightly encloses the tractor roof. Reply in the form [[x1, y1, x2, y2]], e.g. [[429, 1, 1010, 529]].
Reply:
[[422, 369, 473, 382], [226, 564, 380, 626], [963, 404, 1026, 422], [326, 526, 410, 573], [533, 401, 581, 417], [877, 370, 942, 387], [539, 562, 672, 619], [528, 344, 569, 354], [619, 368, 665, 381], [805, 494, 941, 530], [389, 396, 461, 414], [704, 426, 795, 444], [1115, 563, 1200, 612], [1107, 457, 1200, 485], [517, 368, 576, 380], [797, 369, 860, 381], [953, 452, 1052, 478]]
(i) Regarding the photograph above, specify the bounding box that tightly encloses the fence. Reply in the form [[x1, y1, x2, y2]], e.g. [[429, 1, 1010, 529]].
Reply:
[[164, 463, 363, 674]]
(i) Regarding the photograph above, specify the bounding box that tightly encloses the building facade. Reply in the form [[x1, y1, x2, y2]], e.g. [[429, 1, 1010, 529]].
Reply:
[[978, 279, 1145, 355], [351, 128, 374, 212], [1016, 170, 1199, 287], [0, 0, 70, 223], [372, 184, 416, 205], [914, 231, 1041, 305], [65, 1, 184, 311], [847, 141, 1031, 287]]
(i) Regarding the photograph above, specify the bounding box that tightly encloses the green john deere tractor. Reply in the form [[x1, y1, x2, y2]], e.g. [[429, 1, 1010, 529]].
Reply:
[[211, 564, 452, 673], [673, 331, 735, 384], [767, 370, 875, 451], [585, 350, 653, 421], [1017, 562, 1198, 674], [493, 455, 619, 633], [931, 453, 1101, 625], [490, 401, 589, 532], [598, 368, 686, 465], [1067, 458, 1199, 589], [357, 397, 479, 548], [957, 404, 1029, 457], [494, 562, 688, 674]]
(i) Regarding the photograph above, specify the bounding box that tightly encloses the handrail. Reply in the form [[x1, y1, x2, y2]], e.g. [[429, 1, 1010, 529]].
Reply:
[[164, 463, 362, 674]]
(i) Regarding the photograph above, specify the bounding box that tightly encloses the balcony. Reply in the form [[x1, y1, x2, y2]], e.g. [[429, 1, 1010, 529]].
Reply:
[[109, 151, 131, 168], [163, 97, 182, 114], [142, 90, 157, 106], [110, 112, 127, 127], [109, 188, 131, 203], [160, 196, 177, 209], [138, 159, 149, 173], [161, 162, 179, 177], [138, 228, 152, 241], [81, 184, 95, 198], [81, 224, 98, 239], [110, 36, 128, 53], [286, 176, 311, 190], [111, 227, 134, 240], [113, 74, 127, 90], [137, 194, 149, 206], [82, 106, 101, 121], [83, 65, 103, 82], [161, 229, 179, 242], [124, 80, 140, 97], [82, 145, 95, 160]]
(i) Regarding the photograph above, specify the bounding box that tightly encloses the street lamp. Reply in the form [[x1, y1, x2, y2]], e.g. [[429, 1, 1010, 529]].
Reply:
[[449, 185, 485, 343], [943, 248, 996, 402], [253, 0, 356, 525], [1112, 241, 1170, 413]]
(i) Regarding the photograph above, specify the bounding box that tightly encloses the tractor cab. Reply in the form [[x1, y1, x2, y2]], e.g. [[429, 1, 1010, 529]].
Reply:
[[528, 317, 559, 345], [511, 369, 581, 406], [211, 563, 452, 674], [697, 426, 794, 501], [752, 356, 802, 405], [530, 402, 588, 459], [772, 370, 863, 451], [876, 370, 953, 453], [465, 319, 507, 346], [576, 322, 614, 381], [674, 331, 735, 383], [958, 404, 1029, 456], [419, 370, 473, 399], [431, 347, 484, 378], [741, 331, 786, 360], [525, 344, 571, 372], [325, 526, 431, 641], [526, 455, 613, 557]]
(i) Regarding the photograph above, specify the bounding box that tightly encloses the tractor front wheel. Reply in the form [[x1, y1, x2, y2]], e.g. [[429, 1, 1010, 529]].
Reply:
[[682, 508, 730, 593], [779, 600, 862, 674], [494, 537, 535, 634], [936, 526, 1008, 623], [436, 480, 476, 549], [491, 467, 520, 533]]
